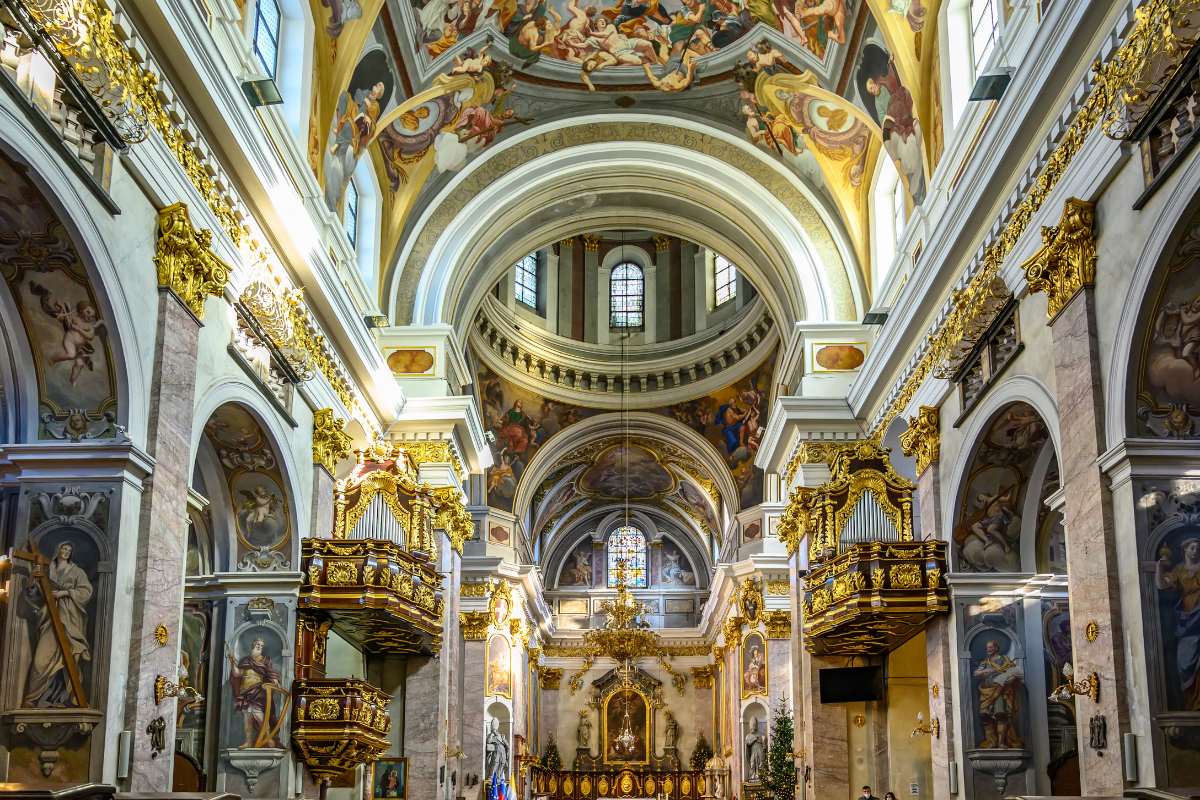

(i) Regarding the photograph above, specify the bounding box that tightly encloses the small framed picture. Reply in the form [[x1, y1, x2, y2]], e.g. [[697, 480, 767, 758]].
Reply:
[[373, 758, 408, 799]]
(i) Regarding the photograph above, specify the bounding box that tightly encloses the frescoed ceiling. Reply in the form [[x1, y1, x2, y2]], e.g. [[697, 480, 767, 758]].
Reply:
[[305, 0, 947, 308]]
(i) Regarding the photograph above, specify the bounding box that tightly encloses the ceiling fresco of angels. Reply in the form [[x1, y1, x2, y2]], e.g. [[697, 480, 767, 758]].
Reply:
[[410, 0, 851, 91]]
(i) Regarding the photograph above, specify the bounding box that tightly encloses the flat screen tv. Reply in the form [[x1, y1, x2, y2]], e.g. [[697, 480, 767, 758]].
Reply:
[[819, 666, 884, 703]]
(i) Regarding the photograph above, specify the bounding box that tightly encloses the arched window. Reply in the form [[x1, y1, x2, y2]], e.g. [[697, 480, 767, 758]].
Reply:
[[252, 0, 282, 79], [714, 255, 737, 306], [514, 253, 538, 308], [607, 525, 648, 587], [343, 179, 360, 248], [871, 155, 905, 289], [610, 263, 644, 328]]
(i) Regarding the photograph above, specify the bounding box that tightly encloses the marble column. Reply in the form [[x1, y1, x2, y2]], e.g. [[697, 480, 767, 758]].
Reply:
[[1048, 287, 1128, 793], [916, 463, 958, 800], [461, 638, 488, 786], [123, 288, 203, 790], [584, 237, 600, 344], [557, 239, 574, 336], [680, 241, 698, 336]]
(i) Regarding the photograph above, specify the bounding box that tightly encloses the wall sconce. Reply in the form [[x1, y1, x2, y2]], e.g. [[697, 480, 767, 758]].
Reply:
[[911, 711, 940, 739], [154, 675, 204, 705], [1049, 662, 1100, 704]]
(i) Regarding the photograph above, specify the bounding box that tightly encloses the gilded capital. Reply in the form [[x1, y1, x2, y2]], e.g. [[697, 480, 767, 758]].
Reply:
[[312, 408, 352, 474], [432, 486, 474, 554], [403, 440, 466, 480], [899, 406, 940, 477], [763, 610, 792, 639], [1021, 197, 1096, 320], [691, 665, 714, 689], [459, 611, 491, 640], [538, 667, 564, 690], [782, 440, 854, 486], [582, 233, 601, 253], [653, 234, 672, 252], [154, 203, 231, 320]]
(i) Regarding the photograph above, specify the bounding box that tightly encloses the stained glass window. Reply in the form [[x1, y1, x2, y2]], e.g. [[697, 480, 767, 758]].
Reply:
[[607, 525, 648, 588], [343, 180, 359, 248], [610, 263, 644, 328], [714, 255, 737, 306], [253, 0, 281, 79]]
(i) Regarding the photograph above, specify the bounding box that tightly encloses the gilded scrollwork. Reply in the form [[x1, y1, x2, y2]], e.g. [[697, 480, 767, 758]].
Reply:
[[1020, 198, 1097, 320], [460, 611, 491, 641], [312, 409, 353, 475], [899, 406, 940, 477], [153, 203, 231, 320]]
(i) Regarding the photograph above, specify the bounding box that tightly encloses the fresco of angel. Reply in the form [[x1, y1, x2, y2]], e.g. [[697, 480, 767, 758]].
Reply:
[[28, 281, 105, 385]]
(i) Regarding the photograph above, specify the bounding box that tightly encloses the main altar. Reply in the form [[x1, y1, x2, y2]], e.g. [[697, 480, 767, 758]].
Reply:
[[525, 564, 727, 800]]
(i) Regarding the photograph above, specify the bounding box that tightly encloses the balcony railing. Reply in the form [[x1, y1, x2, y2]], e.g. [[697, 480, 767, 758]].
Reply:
[[528, 766, 707, 800], [802, 539, 948, 656], [291, 678, 391, 781], [301, 538, 443, 654]]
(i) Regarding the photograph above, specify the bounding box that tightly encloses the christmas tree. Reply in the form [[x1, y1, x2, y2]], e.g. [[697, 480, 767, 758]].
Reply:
[[690, 732, 713, 771], [763, 702, 797, 800], [542, 735, 562, 771]]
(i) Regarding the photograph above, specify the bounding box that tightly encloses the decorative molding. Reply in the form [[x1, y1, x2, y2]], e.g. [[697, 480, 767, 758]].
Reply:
[[653, 234, 672, 252], [461, 582, 490, 597], [312, 409, 352, 475], [899, 406, 940, 476], [431, 486, 473, 554], [460, 611, 491, 640], [404, 439, 466, 480], [765, 579, 790, 596], [1020, 198, 1097, 320], [690, 665, 714, 689], [582, 234, 601, 253], [153, 203, 231, 320], [781, 440, 857, 487]]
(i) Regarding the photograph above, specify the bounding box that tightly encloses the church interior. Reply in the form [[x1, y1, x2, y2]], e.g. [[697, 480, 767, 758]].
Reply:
[[0, 1, 1198, 799]]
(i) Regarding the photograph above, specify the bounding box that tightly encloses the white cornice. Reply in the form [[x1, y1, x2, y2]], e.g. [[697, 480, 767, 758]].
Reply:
[[389, 395, 492, 472], [755, 396, 860, 475]]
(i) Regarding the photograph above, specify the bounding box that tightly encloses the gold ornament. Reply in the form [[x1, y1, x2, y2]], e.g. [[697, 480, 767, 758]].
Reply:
[[1021, 198, 1097, 320], [240, 280, 315, 379], [461, 582, 490, 597], [691, 665, 715, 689], [153, 203, 230, 320], [312, 409, 352, 475], [766, 579, 790, 596], [582, 234, 601, 252], [431, 486, 473, 554], [782, 440, 856, 486], [460, 611, 491, 640], [538, 667, 563, 690], [763, 610, 792, 639], [153, 624, 168, 646], [653, 234, 672, 251], [1085, 620, 1100, 643], [402, 440, 466, 481], [899, 406, 940, 477]]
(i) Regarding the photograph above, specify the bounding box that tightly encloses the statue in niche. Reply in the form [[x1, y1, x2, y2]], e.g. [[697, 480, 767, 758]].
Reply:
[[1155, 537, 1200, 710], [973, 639, 1024, 748], [23, 541, 94, 707], [577, 708, 592, 750], [664, 710, 678, 749], [744, 716, 765, 783], [485, 717, 510, 783]]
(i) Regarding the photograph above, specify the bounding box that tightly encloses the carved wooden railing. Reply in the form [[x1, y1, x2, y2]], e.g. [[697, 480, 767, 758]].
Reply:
[[301, 538, 443, 654], [802, 539, 948, 656], [291, 678, 391, 781], [528, 766, 706, 799]]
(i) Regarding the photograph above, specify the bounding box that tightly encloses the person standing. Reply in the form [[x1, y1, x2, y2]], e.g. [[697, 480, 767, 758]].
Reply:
[[860, 786, 881, 800]]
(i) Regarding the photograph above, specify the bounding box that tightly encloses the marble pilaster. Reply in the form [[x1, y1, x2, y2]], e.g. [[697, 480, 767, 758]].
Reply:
[[799, 649, 849, 800], [461, 638, 488, 785], [123, 289, 203, 790], [1048, 287, 1128, 793], [404, 654, 444, 793], [310, 463, 335, 539]]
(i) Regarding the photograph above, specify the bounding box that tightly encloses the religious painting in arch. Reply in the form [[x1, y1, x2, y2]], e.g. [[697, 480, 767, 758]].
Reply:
[[0, 150, 119, 441], [960, 597, 1028, 754], [952, 402, 1051, 573], [741, 631, 767, 698], [558, 539, 594, 587], [224, 623, 289, 750], [660, 539, 696, 587], [203, 404, 293, 571], [577, 444, 676, 500], [487, 634, 512, 697], [16, 524, 103, 710], [1134, 212, 1200, 437], [602, 688, 649, 765]]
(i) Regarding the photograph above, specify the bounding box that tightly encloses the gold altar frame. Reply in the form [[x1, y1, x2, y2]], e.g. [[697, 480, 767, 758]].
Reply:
[[600, 686, 652, 766]]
